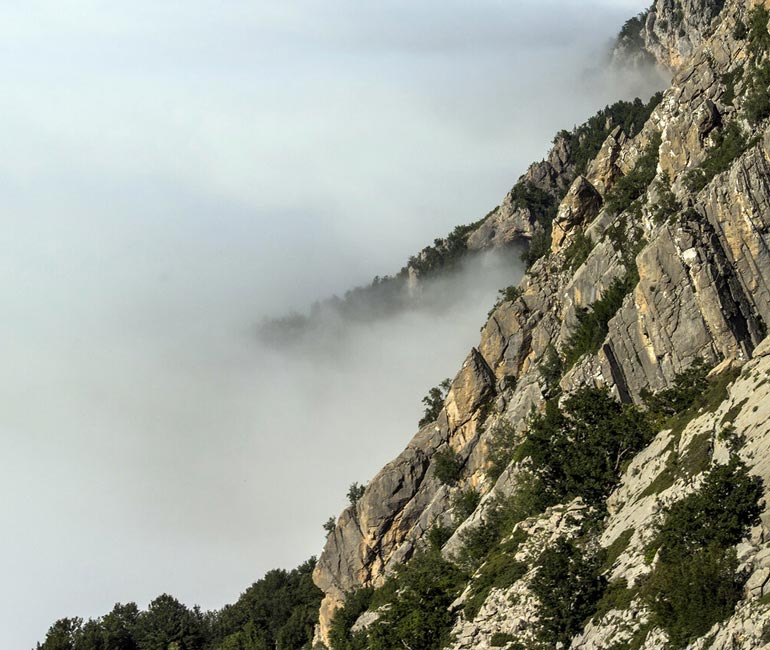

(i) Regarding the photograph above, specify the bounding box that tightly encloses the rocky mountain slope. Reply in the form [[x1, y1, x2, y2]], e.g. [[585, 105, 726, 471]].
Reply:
[[313, 1, 770, 648]]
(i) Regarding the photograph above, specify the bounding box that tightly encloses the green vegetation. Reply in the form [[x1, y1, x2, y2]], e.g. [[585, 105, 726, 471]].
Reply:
[[748, 5, 770, 58], [616, 12, 649, 52], [601, 529, 634, 573], [744, 60, 770, 125], [592, 578, 636, 621], [330, 550, 467, 650], [457, 477, 549, 571], [451, 488, 481, 523], [327, 587, 373, 650], [684, 122, 751, 192], [486, 419, 518, 481], [433, 448, 463, 485], [558, 94, 662, 177], [520, 387, 654, 506], [324, 516, 337, 537], [40, 560, 323, 650], [487, 285, 523, 318], [643, 458, 764, 648], [347, 483, 366, 506], [490, 632, 519, 647], [538, 344, 565, 397], [562, 229, 594, 271], [563, 272, 638, 369], [530, 539, 606, 647], [512, 181, 559, 268], [650, 173, 681, 225], [604, 133, 661, 215], [463, 530, 528, 620], [419, 378, 452, 427]]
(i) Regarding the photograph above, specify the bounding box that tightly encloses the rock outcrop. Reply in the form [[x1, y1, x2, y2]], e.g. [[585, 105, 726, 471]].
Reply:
[[313, 1, 770, 647]]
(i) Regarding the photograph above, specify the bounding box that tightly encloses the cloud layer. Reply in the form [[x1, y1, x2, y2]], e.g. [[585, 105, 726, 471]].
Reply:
[[0, 1, 661, 646]]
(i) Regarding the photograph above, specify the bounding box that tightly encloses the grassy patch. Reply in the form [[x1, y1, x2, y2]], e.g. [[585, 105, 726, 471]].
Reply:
[[601, 529, 634, 573]]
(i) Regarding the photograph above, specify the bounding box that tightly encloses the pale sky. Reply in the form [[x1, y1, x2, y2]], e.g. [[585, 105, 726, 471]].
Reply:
[[0, 1, 660, 647]]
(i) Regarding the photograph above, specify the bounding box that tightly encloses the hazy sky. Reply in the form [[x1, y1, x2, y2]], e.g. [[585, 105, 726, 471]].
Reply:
[[0, 1, 662, 647]]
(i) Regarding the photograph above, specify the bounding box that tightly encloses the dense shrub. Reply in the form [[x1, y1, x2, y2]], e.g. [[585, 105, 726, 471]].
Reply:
[[419, 379, 452, 427], [328, 587, 374, 650], [538, 344, 565, 397], [684, 122, 750, 192], [41, 561, 323, 650], [521, 388, 654, 505], [486, 419, 519, 481], [512, 181, 559, 268], [347, 483, 366, 506], [451, 488, 481, 522], [643, 458, 764, 648], [641, 358, 710, 418], [432, 448, 463, 485], [359, 551, 467, 650], [748, 5, 770, 58], [530, 539, 606, 647], [744, 61, 770, 125], [559, 93, 663, 176]]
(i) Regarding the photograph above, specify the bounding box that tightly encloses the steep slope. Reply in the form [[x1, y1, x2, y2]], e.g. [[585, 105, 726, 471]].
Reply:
[[314, 1, 770, 648]]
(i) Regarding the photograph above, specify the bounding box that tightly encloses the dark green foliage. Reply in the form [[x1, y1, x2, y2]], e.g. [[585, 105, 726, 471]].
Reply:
[[323, 516, 336, 537], [488, 285, 523, 318], [490, 632, 518, 647], [563, 273, 638, 368], [563, 229, 594, 271], [41, 618, 83, 650], [748, 5, 770, 57], [733, 19, 748, 40], [463, 530, 528, 620], [744, 61, 770, 125], [604, 133, 662, 215], [653, 458, 763, 560], [212, 558, 323, 650], [684, 122, 750, 192], [486, 419, 518, 481], [520, 388, 654, 505], [356, 551, 467, 650], [457, 478, 549, 570], [522, 227, 553, 268], [451, 488, 481, 522], [642, 458, 764, 648], [592, 578, 635, 622], [419, 379, 451, 427], [601, 529, 634, 573], [720, 68, 743, 107], [530, 539, 606, 647], [427, 525, 454, 551], [538, 344, 565, 397], [328, 587, 373, 650], [511, 181, 559, 268], [617, 12, 648, 51], [433, 448, 463, 485], [347, 482, 366, 506], [646, 547, 744, 648], [134, 595, 205, 650], [641, 358, 710, 419], [559, 93, 663, 177], [650, 174, 681, 225]]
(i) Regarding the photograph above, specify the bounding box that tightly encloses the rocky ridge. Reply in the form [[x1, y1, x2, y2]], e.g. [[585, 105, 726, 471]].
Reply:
[[313, 1, 770, 648]]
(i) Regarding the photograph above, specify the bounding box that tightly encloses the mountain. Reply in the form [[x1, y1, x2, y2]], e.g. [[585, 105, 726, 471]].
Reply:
[[313, 1, 770, 648], [36, 1, 770, 649]]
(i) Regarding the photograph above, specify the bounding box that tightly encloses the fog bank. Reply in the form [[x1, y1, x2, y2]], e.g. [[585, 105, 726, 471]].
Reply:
[[0, 1, 662, 647]]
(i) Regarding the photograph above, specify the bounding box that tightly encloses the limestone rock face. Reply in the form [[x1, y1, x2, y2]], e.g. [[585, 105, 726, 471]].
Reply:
[[312, 1, 770, 646], [550, 176, 603, 253], [614, 0, 728, 71], [468, 133, 577, 252]]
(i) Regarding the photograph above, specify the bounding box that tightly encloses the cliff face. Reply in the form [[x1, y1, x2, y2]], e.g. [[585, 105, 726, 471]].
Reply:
[[314, 1, 770, 648]]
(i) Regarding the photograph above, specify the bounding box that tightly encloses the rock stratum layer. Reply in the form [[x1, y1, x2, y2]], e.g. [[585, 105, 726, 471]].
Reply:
[[314, 1, 770, 648]]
